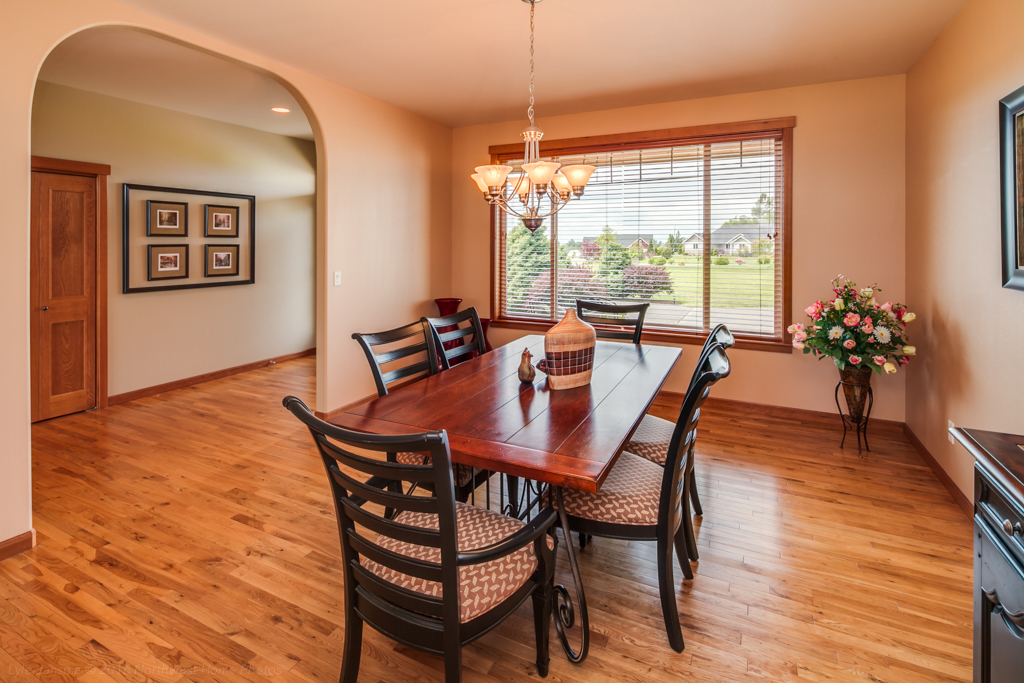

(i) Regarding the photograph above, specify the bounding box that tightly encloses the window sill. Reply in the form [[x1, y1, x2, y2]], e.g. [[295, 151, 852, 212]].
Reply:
[[489, 317, 794, 354]]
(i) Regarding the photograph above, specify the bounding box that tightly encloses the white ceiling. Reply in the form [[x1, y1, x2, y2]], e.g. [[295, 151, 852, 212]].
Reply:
[[38, 27, 314, 140], [109, 0, 969, 128]]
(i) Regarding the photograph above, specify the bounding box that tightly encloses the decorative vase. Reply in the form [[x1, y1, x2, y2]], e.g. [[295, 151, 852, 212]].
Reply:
[[433, 298, 462, 317], [838, 365, 872, 423], [535, 309, 596, 390]]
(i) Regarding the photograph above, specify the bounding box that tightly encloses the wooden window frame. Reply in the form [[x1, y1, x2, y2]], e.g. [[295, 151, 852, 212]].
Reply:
[[487, 116, 795, 353]]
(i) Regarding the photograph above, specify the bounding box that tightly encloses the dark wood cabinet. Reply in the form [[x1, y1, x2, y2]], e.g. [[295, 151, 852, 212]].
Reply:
[[952, 429, 1024, 682]]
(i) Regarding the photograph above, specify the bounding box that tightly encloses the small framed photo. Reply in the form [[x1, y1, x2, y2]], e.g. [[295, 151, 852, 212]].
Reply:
[[204, 204, 240, 238], [205, 244, 239, 277], [147, 245, 189, 280], [147, 201, 189, 236]]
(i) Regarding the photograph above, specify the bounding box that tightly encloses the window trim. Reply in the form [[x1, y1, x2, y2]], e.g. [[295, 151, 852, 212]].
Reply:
[[488, 116, 795, 352]]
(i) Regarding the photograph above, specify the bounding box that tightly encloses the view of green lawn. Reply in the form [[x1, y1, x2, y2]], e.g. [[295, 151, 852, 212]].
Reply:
[[648, 260, 776, 308]]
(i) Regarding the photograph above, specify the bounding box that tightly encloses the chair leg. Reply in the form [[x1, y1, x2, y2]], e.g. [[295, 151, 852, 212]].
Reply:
[[443, 643, 463, 683], [339, 613, 363, 683], [532, 585, 553, 677], [657, 533, 686, 653], [682, 474, 700, 562], [689, 467, 703, 516], [673, 523, 694, 580]]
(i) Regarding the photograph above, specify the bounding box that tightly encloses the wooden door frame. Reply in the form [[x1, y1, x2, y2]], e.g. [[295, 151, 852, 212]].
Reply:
[[31, 156, 110, 413]]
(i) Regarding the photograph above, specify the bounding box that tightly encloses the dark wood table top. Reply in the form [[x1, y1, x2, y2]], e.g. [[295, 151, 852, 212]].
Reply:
[[330, 335, 682, 492], [952, 427, 1024, 505]]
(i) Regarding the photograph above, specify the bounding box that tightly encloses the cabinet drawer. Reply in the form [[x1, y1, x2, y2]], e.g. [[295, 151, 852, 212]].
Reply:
[[977, 469, 1024, 566], [977, 519, 1024, 682]]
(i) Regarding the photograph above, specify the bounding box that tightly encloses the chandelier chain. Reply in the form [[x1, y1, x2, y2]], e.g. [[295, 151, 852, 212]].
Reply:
[[528, 0, 535, 125]]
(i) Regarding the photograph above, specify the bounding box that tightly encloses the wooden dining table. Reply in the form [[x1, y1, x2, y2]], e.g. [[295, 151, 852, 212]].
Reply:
[[330, 333, 682, 663]]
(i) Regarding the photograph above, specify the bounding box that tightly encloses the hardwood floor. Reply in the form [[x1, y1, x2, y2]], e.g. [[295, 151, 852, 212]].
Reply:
[[2, 357, 972, 682]]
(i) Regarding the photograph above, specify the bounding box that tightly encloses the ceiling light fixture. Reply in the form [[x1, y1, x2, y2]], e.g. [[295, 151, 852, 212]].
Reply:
[[471, 0, 594, 233], [270, 107, 290, 113]]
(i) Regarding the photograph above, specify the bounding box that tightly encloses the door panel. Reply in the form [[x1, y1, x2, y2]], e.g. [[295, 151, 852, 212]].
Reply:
[[31, 172, 96, 421]]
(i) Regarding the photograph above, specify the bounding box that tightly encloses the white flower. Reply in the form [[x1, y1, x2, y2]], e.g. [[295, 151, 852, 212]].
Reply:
[[828, 326, 843, 340], [860, 287, 874, 298], [902, 311, 916, 323], [902, 345, 916, 356], [873, 326, 891, 344], [834, 299, 845, 311]]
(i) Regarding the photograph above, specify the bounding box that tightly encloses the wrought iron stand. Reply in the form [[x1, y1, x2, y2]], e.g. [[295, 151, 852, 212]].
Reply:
[[834, 380, 873, 453], [494, 476, 589, 663]]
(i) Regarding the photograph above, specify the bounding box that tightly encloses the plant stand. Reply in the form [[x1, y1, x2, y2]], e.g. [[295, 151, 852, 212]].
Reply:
[[834, 379, 873, 454]]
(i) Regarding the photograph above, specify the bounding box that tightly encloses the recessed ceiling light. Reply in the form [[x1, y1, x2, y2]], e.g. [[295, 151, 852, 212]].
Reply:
[[270, 107, 290, 113]]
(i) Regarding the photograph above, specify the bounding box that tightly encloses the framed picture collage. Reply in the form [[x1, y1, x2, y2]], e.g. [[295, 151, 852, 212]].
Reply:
[[123, 183, 255, 293]]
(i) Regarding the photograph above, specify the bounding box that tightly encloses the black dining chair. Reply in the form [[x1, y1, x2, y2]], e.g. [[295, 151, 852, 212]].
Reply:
[[576, 299, 651, 344], [553, 344, 731, 653], [283, 397, 558, 683], [628, 324, 735, 520], [352, 321, 485, 500], [422, 307, 488, 370]]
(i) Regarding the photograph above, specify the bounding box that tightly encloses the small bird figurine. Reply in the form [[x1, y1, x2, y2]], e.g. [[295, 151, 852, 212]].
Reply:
[[518, 347, 536, 383]]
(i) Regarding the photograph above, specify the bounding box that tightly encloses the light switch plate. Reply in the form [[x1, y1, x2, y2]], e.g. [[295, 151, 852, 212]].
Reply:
[[334, 271, 342, 286]]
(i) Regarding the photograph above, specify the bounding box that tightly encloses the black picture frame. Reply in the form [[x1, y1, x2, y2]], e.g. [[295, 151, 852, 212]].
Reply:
[[146, 244, 190, 281], [204, 244, 239, 277], [146, 200, 188, 236], [999, 85, 1024, 290], [123, 183, 255, 294], [204, 204, 240, 238]]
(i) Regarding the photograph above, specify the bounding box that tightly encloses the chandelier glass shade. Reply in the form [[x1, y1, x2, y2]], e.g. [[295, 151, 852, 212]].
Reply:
[[471, 0, 595, 233]]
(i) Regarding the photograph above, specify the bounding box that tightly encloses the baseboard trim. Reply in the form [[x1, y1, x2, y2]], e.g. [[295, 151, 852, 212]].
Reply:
[[655, 391, 905, 431], [903, 423, 972, 518], [315, 394, 374, 421], [0, 530, 34, 562], [109, 348, 315, 406]]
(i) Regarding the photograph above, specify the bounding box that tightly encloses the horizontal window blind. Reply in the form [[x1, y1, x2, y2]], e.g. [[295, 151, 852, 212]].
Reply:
[[497, 127, 788, 344]]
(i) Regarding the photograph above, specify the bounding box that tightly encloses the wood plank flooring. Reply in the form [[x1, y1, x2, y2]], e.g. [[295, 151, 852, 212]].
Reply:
[[2, 357, 973, 682]]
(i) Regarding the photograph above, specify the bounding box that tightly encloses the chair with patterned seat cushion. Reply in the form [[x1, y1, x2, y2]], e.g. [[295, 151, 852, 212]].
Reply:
[[352, 321, 482, 499], [422, 307, 488, 370], [284, 396, 558, 683], [628, 324, 735, 517], [554, 344, 731, 653]]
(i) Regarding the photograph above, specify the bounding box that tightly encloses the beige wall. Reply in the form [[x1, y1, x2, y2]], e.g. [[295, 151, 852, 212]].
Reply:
[[453, 76, 908, 420], [32, 82, 316, 395], [906, 0, 1024, 496], [0, 1, 452, 544]]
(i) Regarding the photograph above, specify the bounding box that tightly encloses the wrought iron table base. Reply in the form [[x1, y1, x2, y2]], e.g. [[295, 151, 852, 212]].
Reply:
[[551, 487, 590, 663], [834, 380, 873, 453]]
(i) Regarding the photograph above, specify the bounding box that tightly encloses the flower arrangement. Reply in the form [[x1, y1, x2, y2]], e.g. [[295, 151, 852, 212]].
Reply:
[[788, 276, 916, 375]]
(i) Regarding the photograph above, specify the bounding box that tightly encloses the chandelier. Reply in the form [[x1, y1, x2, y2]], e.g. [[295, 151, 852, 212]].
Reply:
[[471, 0, 595, 233]]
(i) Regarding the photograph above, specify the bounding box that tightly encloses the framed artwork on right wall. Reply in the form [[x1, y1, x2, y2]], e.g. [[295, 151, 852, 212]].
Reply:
[[999, 84, 1024, 290]]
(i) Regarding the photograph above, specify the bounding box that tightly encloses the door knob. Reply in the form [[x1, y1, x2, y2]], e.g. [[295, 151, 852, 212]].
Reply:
[[41, 306, 48, 311]]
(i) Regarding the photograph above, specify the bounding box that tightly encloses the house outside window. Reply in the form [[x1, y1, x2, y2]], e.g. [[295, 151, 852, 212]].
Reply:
[[490, 118, 794, 351]]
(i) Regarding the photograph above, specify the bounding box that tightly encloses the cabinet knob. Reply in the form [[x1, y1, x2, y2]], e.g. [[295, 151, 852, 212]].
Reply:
[[1002, 519, 1022, 537], [41, 306, 48, 311]]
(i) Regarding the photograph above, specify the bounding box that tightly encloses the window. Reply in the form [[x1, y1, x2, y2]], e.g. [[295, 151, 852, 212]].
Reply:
[[490, 118, 794, 350]]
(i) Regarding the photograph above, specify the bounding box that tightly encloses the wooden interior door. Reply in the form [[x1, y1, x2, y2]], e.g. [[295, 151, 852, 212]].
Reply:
[[31, 171, 97, 421]]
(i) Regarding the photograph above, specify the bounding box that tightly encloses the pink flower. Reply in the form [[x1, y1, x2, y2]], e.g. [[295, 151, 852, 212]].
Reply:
[[805, 302, 824, 320], [843, 313, 861, 327], [860, 322, 874, 334], [873, 355, 886, 366], [898, 357, 910, 366], [895, 307, 905, 321], [793, 330, 807, 341], [849, 356, 862, 365], [863, 316, 873, 325], [793, 341, 805, 349], [786, 323, 805, 334], [880, 301, 892, 312], [811, 325, 820, 331], [843, 340, 856, 349]]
